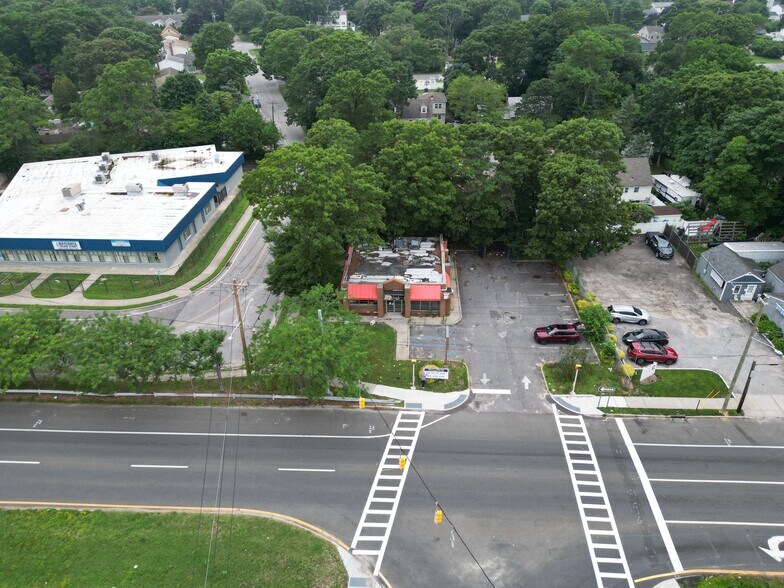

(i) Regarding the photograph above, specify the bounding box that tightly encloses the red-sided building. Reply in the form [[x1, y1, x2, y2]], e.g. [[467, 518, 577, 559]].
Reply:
[[340, 237, 453, 318]]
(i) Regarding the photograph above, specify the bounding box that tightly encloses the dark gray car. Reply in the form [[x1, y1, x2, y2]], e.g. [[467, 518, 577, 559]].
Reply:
[[622, 328, 669, 345], [645, 232, 674, 259]]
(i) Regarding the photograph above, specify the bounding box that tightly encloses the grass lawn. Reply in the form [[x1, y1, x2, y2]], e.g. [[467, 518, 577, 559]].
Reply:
[[363, 323, 469, 392], [30, 273, 89, 298], [752, 55, 784, 64], [601, 407, 725, 416], [84, 197, 248, 300], [0, 509, 345, 588], [686, 575, 784, 587], [190, 215, 255, 291], [543, 363, 727, 398], [0, 272, 38, 296], [690, 243, 709, 257]]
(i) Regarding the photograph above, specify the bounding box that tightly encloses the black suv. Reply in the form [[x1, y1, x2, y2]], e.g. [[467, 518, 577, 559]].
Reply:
[[645, 232, 674, 259], [622, 329, 669, 346]]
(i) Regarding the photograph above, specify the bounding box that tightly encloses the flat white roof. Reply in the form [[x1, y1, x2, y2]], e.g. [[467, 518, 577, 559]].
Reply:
[[726, 242, 784, 253], [0, 145, 242, 242], [653, 174, 699, 198]]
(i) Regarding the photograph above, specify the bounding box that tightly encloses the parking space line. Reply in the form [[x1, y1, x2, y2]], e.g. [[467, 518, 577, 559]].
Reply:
[[666, 520, 784, 528], [650, 478, 784, 485], [616, 419, 684, 573]]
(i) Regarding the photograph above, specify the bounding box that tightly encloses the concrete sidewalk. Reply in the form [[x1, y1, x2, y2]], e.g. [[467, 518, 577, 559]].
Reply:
[[366, 383, 470, 412], [0, 206, 256, 308], [552, 392, 784, 418]]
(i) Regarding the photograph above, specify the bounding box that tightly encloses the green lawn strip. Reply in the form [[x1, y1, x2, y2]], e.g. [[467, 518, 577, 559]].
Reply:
[[84, 198, 249, 300], [190, 215, 255, 291], [543, 363, 727, 398], [30, 273, 89, 298], [685, 575, 784, 587], [751, 55, 784, 64], [0, 509, 345, 588], [600, 407, 725, 417], [363, 323, 469, 392], [0, 295, 178, 311], [0, 272, 39, 296], [689, 243, 708, 257]]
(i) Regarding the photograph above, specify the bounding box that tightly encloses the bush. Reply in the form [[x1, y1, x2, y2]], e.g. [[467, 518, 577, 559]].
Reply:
[[579, 303, 613, 345], [620, 363, 635, 378], [754, 312, 784, 354], [599, 340, 617, 364], [551, 345, 590, 381]]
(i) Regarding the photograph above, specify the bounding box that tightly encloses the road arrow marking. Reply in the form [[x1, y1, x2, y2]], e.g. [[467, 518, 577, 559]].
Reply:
[[759, 536, 784, 562], [479, 374, 490, 385], [522, 376, 531, 390]]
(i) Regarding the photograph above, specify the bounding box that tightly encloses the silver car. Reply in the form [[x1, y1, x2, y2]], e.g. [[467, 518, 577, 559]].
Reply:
[[607, 304, 650, 325]]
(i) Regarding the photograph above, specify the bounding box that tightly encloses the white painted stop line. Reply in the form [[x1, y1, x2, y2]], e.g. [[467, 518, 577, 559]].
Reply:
[[472, 389, 511, 395]]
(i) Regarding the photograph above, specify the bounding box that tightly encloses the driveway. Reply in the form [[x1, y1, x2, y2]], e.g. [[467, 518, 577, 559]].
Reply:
[[411, 252, 585, 413], [573, 236, 784, 399]]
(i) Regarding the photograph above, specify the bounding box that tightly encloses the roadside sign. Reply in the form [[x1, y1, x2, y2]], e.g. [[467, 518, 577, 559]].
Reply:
[[423, 368, 449, 380]]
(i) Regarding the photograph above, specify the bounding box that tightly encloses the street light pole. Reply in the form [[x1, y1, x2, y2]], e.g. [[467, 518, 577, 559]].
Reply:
[[723, 299, 765, 410], [411, 359, 417, 390]]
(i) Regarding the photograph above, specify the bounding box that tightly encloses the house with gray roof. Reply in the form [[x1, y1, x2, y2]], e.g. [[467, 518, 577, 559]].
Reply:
[[401, 92, 446, 123], [135, 13, 182, 28], [765, 260, 784, 294], [638, 25, 665, 52], [695, 244, 766, 301], [618, 157, 654, 203]]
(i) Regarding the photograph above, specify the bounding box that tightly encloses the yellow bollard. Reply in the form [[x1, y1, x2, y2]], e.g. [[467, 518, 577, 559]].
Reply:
[[359, 397, 366, 409]]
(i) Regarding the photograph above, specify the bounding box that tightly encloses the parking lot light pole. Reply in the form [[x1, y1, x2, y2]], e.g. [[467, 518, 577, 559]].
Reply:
[[723, 298, 765, 410], [571, 364, 582, 395], [411, 359, 417, 390]]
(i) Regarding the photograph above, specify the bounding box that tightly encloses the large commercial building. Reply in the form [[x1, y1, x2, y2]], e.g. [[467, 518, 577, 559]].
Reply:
[[341, 237, 453, 318], [0, 145, 244, 269]]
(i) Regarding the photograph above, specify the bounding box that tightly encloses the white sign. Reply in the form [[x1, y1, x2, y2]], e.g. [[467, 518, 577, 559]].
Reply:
[[760, 536, 784, 562], [423, 368, 449, 380], [640, 362, 657, 381], [52, 240, 81, 250], [111, 240, 131, 247]]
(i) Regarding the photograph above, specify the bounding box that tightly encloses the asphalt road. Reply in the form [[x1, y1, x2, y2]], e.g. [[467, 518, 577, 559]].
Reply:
[[5, 403, 781, 586]]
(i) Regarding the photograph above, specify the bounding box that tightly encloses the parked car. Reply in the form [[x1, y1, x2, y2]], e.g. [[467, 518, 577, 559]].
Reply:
[[626, 342, 678, 365], [622, 329, 669, 346], [607, 305, 650, 325], [534, 323, 584, 344], [645, 232, 674, 259]]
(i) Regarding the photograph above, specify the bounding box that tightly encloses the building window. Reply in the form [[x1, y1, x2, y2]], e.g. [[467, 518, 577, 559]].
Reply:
[[624, 187, 629, 193], [634, 187, 640, 193], [204, 202, 212, 216], [420, 105, 428, 114], [24, 251, 38, 262], [91, 252, 107, 263], [182, 226, 192, 241], [44, 251, 59, 262], [433, 103, 443, 109], [144, 252, 161, 263], [349, 299, 376, 306], [410, 300, 440, 312]]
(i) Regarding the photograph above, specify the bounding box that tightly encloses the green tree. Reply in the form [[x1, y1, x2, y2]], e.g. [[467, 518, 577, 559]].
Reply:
[[0, 309, 71, 390], [258, 28, 309, 80], [306, 118, 361, 156], [204, 49, 258, 92], [547, 118, 625, 174], [359, 0, 391, 35], [222, 102, 281, 158], [163, 104, 216, 147], [446, 74, 506, 123], [282, 0, 330, 22], [316, 69, 393, 129], [241, 143, 386, 294], [247, 285, 369, 399], [249, 12, 307, 46], [227, 0, 267, 34], [98, 27, 161, 62], [176, 329, 227, 389], [0, 85, 47, 173], [191, 21, 236, 70], [76, 58, 160, 153], [159, 72, 205, 110], [52, 74, 79, 114], [526, 153, 637, 259]]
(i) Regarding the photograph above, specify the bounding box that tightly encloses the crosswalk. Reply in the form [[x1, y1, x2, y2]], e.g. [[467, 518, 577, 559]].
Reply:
[[351, 411, 425, 576], [553, 406, 633, 588]]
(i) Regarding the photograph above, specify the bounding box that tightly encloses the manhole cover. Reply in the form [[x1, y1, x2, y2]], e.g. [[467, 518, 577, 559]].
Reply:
[[532, 274, 541, 279]]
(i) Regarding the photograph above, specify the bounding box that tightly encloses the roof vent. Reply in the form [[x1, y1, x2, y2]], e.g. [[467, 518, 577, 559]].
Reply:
[[62, 183, 81, 198], [150, 151, 159, 162], [172, 183, 189, 194], [101, 152, 111, 162], [126, 182, 143, 193], [94, 173, 108, 184], [213, 152, 220, 163], [98, 162, 108, 172], [75, 200, 86, 212]]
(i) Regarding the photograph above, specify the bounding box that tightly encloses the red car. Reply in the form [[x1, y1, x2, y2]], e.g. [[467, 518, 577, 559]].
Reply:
[[626, 342, 678, 365], [534, 323, 584, 344]]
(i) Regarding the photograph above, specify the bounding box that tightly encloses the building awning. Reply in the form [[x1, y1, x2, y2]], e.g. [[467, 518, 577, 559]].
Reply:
[[347, 283, 378, 300], [410, 284, 442, 301]]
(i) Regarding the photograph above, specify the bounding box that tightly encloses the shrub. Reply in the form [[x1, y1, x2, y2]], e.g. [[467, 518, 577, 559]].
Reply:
[[550, 345, 590, 381], [608, 333, 617, 343], [599, 340, 617, 364], [579, 303, 613, 345], [620, 363, 635, 377], [616, 348, 626, 360]]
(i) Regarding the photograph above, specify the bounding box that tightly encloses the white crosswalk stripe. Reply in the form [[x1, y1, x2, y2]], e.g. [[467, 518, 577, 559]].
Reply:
[[553, 407, 633, 588], [351, 411, 425, 576]]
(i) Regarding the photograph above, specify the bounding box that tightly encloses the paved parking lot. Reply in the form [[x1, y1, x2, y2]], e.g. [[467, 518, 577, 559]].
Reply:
[[411, 252, 585, 413], [574, 237, 784, 400]]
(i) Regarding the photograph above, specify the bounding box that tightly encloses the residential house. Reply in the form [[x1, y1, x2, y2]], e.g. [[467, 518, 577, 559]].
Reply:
[[414, 73, 444, 92], [765, 260, 784, 293], [638, 25, 665, 52], [341, 237, 452, 318], [619, 157, 654, 203], [157, 53, 196, 73], [324, 9, 355, 30], [650, 2, 673, 15], [135, 13, 183, 28], [38, 119, 79, 145], [503, 96, 522, 120], [653, 174, 700, 205], [695, 244, 766, 301], [767, 0, 783, 21], [762, 293, 784, 331], [401, 92, 446, 123], [635, 205, 683, 233], [724, 242, 784, 265]]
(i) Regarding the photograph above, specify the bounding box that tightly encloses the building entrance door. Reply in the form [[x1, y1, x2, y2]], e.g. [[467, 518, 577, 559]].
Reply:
[[385, 293, 404, 314]]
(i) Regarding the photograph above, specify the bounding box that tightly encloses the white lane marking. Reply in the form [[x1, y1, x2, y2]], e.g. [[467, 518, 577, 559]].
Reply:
[[32, 419, 42, 428], [0, 460, 40, 465], [278, 468, 335, 473], [420, 414, 450, 430], [554, 407, 633, 588], [130, 464, 188, 469], [472, 388, 511, 395], [617, 419, 684, 573], [352, 411, 425, 576], [0, 427, 389, 440], [667, 520, 784, 528], [635, 443, 784, 450], [651, 478, 784, 485]]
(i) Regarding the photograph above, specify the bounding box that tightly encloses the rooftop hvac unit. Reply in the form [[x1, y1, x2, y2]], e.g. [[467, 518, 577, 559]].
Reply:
[[214, 152, 220, 163], [126, 182, 143, 193], [172, 183, 189, 194], [98, 163, 108, 172], [75, 201, 85, 212], [101, 152, 111, 162], [94, 173, 108, 184], [61, 183, 81, 198], [410, 239, 421, 249], [150, 151, 159, 162]]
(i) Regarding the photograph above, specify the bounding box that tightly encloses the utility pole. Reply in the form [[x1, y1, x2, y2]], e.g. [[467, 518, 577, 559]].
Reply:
[[270, 101, 275, 124], [444, 326, 450, 364], [723, 302, 765, 410], [228, 279, 250, 376], [737, 361, 756, 414]]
